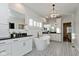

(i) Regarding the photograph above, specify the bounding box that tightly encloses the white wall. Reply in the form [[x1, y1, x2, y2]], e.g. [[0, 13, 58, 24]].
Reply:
[[74, 7, 79, 51], [61, 14, 76, 42], [0, 3, 9, 24], [8, 3, 44, 38], [24, 4, 43, 37], [9, 3, 43, 36], [9, 18, 26, 33], [8, 4, 27, 34], [0, 3, 10, 39]]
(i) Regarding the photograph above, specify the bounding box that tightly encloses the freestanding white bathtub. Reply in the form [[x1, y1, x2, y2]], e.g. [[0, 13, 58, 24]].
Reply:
[[34, 35, 50, 51]]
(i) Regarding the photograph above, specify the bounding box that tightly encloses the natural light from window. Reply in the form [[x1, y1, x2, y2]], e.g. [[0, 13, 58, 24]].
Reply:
[[37, 22, 39, 27], [56, 28, 60, 33], [29, 18, 33, 26], [40, 23, 42, 27], [34, 21, 36, 26]]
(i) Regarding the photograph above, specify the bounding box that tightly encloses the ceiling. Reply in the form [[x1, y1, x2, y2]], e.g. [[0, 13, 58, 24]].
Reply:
[[9, 3, 25, 19], [23, 3, 79, 18], [9, 9, 25, 19]]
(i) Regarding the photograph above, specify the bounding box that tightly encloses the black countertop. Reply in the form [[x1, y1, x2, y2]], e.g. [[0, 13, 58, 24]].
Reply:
[[0, 35, 33, 41], [42, 32, 56, 34], [42, 32, 61, 34]]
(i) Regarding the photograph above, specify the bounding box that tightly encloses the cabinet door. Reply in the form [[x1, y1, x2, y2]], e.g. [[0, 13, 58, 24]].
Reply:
[[57, 34, 61, 41], [54, 34, 61, 42], [50, 34, 56, 41], [50, 34, 53, 40], [12, 39, 21, 56], [24, 38, 32, 53], [18, 38, 25, 56], [18, 37, 32, 56], [11, 38, 32, 56]]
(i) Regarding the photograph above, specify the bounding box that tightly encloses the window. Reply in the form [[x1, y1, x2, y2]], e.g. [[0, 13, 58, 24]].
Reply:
[[29, 19, 33, 26], [34, 21, 36, 26], [36, 22, 39, 27], [56, 28, 60, 33], [51, 26, 55, 32], [36, 22, 42, 27], [29, 19, 42, 28], [39, 22, 42, 27]]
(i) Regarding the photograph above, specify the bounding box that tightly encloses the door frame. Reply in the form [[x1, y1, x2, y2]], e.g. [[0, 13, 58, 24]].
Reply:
[[62, 22, 72, 42]]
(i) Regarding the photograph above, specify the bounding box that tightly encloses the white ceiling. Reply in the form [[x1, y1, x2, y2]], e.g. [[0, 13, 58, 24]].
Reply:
[[9, 3, 26, 20], [23, 3, 79, 17], [9, 9, 25, 19]]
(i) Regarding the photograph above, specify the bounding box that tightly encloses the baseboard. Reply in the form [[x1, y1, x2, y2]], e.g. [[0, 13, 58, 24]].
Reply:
[[50, 40, 62, 43]]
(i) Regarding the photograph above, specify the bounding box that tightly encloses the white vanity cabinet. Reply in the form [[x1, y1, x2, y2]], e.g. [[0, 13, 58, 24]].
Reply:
[[56, 34, 61, 42], [50, 34, 56, 41], [0, 37, 33, 56], [11, 38, 22, 56], [11, 37, 32, 56], [23, 37, 32, 53], [50, 34, 61, 42], [19, 37, 32, 55], [0, 40, 12, 56]]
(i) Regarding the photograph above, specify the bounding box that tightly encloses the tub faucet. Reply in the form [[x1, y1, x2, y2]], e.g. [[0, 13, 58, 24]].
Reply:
[[37, 32, 39, 38]]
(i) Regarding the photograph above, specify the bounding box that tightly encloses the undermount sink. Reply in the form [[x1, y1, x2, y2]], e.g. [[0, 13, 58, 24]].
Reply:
[[34, 35, 50, 51]]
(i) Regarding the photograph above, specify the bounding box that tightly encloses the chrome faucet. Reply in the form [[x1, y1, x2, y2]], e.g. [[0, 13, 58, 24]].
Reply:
[[37, 32, 39, 38]]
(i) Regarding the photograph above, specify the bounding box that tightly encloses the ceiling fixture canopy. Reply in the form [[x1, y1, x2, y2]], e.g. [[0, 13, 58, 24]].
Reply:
[[47, 4, 61, 19]]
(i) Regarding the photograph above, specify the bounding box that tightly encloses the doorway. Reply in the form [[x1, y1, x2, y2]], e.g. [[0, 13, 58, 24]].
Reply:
[[63, 22, 72, 42]]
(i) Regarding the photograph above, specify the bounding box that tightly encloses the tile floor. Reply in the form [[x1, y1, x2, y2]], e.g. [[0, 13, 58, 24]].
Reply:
[[24, 41, 79, 56]]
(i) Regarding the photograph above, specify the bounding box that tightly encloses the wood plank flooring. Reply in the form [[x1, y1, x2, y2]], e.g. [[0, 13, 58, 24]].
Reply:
[[24, 41, 79, 56]]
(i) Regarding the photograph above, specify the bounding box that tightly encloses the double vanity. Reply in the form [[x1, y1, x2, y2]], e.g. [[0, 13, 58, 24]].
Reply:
[[42, 32, 62, 42]]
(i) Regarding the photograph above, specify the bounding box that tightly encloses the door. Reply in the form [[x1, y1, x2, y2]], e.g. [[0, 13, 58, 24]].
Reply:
[[63, 22, 71, 42]]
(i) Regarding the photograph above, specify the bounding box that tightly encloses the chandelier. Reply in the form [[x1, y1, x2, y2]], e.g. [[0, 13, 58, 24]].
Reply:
[[47, 4, 61, 19]]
